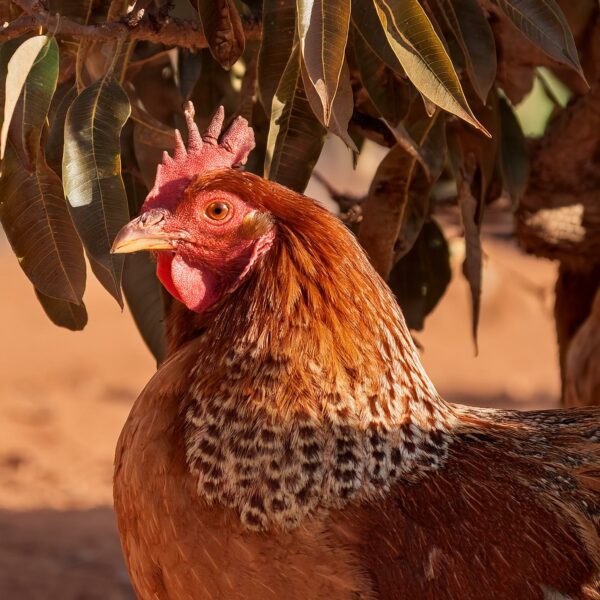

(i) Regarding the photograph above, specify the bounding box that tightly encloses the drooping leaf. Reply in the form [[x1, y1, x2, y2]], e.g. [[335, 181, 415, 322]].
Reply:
[[436, 0, 497, 102], [369, 0, 486, 134], [35, 289, 88, 331], [197, 0, 245, 69], [0, 146, 86, 303], [131, 106, 175, 190], [388, 218, 451, 330], [353, 28, 410, 126], [301, 57, 357, 151], [448, 135, 482, 348], [1, 35, 49, 159], [494, 0, 584, 77], [359, 113, 446, 279], [0, 36, 85, 306], [498, 96, 529, 208], [265, 45, 326, 192], [258, 0, 296, 114], [0, 37, 26, 135], [46, 84, 78, 177], [296, 0, 351, 126], [351, 0, 404, 75], [121, 172, 166, 364], [177, 49, 204, 101], [63, 76, 131, 307]]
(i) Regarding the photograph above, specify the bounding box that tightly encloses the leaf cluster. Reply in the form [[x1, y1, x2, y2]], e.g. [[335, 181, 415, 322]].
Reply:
[[0, 0, 586, 359]]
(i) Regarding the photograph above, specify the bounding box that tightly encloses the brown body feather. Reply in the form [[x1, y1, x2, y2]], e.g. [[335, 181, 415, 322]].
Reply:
[[114, 171, 600, 599]]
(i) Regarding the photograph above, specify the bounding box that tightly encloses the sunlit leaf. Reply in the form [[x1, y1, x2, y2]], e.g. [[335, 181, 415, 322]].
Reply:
[[265, 45, 326, 192], [0, 36, 85, 306], [1, 35, 48, 159], [63, 76, 131, 307], [436, 0, 497, 102], [388, 218, 451, 330], [46, 84, 77, 177], [495, 0, 584, 76], [0, 147, 86, 304], [353, 28, 410, 126], [498, 96, 529, 208], [297, 0, 351, 126], [301, 57, 357, 151], [122, 173, 166, 364], [197, 0, 245, 69], [359, 113, 446, 279], [258, 0, 296, 114], [35, 289, 88, 331], [370, 0, 486, 134]]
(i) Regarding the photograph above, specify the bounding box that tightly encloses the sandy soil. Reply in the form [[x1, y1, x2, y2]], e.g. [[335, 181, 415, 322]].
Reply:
[[0, 217, 560, 598]]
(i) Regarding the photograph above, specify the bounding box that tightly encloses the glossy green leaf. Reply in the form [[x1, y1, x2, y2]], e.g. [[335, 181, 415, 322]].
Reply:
[[495, 0, 583, 76], [353, 28, 410, 126], [122, 172, 166, 364], [1, 35, 48, 159], [359, 113, 446, 279], [35, 289, 88, 331], [63, 76, 131, 307], [297, 0, 351, 125], [437, 0, 497, 102], [0, 147, 86, 303], [388, 219, 451, 330], [498, 96, 529, 208], [371, 0, 486, 134], [197, 0, 245, 69], [265, 45, 326, 192], [258, 0, 296, 114]]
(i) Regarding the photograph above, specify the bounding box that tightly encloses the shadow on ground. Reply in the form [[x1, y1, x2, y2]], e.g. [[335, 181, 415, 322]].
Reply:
[[0, 507, 134, 599]]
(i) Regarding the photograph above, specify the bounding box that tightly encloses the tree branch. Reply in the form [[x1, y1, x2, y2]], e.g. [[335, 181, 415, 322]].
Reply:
[[0, 4, 261, 50]]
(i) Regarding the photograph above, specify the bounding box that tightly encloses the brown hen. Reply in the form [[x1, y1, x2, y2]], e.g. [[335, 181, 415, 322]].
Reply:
[[112, 105, 600, 600]]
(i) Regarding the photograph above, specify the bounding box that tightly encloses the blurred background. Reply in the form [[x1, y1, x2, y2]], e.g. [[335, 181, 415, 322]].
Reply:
[[0, 105, 561, 597]]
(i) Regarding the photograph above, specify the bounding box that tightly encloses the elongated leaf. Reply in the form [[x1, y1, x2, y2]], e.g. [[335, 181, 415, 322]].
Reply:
[[351, 0, 404, 75], [388, 219, 451, 330], [359, 113, 446, 279], [353, 28, 410, 125], [371, 0, 486, 134], [297, 0, 351, 125], [1, 35, 48, 159], [132, 107, 175, 190], [46, 84, 78, 177], [498, 96, 529, 208], [265, 46, 326, 192], [437, 0, 497, 102], [178, 50, 203, 101], [258, 0, 297, 114], [197, 0, 245, 69], [495, 0, 583, 76], [122, 172, 166, 364], [0, 36, 85, 305], [63, 76, 131, 306], [0, 147, 86, 303], [301, 57, 357, 151], [35, 289, 88, 331], [0, 38, 25, 135]]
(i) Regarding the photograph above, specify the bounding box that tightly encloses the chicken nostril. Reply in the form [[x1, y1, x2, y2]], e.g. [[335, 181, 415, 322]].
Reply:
[[140, 210, 166, 227]]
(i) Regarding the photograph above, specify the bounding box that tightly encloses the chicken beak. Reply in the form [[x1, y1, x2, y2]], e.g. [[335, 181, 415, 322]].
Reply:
[[111, 210, 176, 254]]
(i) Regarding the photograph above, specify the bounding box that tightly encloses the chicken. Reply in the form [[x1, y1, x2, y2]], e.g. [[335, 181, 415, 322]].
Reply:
[[111, 103, 600, 600]]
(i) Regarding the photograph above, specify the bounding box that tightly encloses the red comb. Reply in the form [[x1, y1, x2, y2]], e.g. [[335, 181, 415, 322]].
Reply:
[[142, 102, 256, 211]]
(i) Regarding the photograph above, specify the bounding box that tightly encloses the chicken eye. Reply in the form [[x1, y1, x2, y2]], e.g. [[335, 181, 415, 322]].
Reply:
[[205, 201, 230, 221]]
